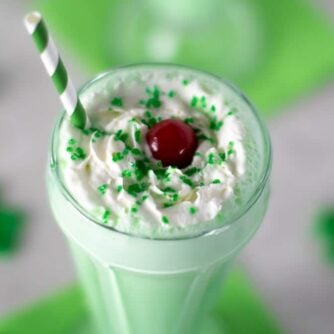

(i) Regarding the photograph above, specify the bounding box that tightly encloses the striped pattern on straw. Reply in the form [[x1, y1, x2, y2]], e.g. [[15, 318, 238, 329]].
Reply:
[[24, 11, 86, 129]]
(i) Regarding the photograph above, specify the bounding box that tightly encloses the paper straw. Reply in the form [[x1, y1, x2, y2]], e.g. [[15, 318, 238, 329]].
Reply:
[[24, 11, 86, 129]]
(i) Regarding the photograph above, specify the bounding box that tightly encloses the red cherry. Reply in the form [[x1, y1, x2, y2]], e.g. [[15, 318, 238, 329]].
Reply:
[[146, 119, 198, 168]]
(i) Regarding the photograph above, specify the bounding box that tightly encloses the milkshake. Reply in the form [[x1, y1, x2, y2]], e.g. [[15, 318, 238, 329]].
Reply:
[[47, 64, 271, 334]]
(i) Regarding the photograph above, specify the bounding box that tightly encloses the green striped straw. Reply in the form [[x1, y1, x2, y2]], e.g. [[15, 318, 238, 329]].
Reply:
[[24, 11, 86, 129]]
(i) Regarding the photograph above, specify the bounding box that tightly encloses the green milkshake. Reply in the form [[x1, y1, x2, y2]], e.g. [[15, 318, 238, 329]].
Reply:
[[47, 64, 271, 334]]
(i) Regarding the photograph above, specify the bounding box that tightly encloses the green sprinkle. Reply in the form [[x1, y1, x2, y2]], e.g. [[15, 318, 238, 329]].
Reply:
[[209, 117, 224, 131], [200, 96, 207, 108], [69, 146, 86, 161], [190, 96, 198, 107], [180, 176, 194, 187], [147, 99, 161, 108], [68, 138, 76, 145], [148, 117, 157, 127], [189, 207, 197, 215], [219, 152, 227, 162], [66, 147, 73, 152], [102, 210, 111, 223], [197, 133, 214, 144], [114, 129, 122, 139], [227, 111, 234, 116], [112, 152, 124, 162], [141, 118, 149, 127], [131, 160, 150, 181], [227, 142, 235, 155], [142, 110, 159, 127], [211, 179, 221, 184], [131, 206, 138, 213], [207, 153, 215, 165], [122, 147, 130, 156], [111, 97, 123, 107], [116, 185, 123, 193], [162, 187, 176, 193], [154, 168, 169, 181], [163, 189, 179, 204], [134, 169, 145, 181], [210, 105, 216, 112], [122, 170, 132, 178], [126, 183, 148, 197], [182, 79, 189, 86], [136, 195, 149, 206], [167, 90, 175, 98], [171, 193, 179, 202], [163, 203, 174, 208], [76, 147, 84, 154], [131, 148, 142, 156], [138, 160, 150, 175], [184, 117, 194, 124], [72, 151, 85, 160], [144, 110, 153, 118], [93, 130, 106, 139], [114, 130, 128, 143], [92, 130, 107, 143], [162, 216, 170, 224], [135, 129, 141, 143], [98, 184, 108, 195], [184, 167, 201, 177], [144, 86, 162, 109], [121, 133, 129, 142]]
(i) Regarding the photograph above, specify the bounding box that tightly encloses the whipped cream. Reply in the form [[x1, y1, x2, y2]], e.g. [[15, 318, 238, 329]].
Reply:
[[57, 67, 252, 238]]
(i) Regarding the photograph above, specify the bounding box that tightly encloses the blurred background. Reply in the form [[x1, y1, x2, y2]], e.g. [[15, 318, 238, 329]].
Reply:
[[0, 0, 334, 333]]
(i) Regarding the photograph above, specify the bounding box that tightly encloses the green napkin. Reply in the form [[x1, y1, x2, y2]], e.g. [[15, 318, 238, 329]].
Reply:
[[0, 270, 282, 334], [34, 0, 334, 114], [0, 285, 87, 334]]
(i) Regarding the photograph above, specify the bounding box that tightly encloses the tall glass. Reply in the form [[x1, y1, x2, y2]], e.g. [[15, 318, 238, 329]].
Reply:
[[47, 64, 271, 334]]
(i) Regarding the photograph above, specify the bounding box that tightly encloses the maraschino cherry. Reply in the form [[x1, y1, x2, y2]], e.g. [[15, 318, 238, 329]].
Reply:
[[146, 119, 198, 169]]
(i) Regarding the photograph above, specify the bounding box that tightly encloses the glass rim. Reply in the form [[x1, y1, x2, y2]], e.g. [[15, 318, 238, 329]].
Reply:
[[49, 63, 272, 241]]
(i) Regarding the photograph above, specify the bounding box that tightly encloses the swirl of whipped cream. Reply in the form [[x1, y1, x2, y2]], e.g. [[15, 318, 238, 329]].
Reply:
[[57, 70, 246, 238]]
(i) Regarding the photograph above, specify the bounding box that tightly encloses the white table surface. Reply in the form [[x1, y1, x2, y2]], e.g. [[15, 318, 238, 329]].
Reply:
[[0, 1, 334, 333]]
